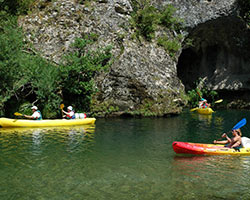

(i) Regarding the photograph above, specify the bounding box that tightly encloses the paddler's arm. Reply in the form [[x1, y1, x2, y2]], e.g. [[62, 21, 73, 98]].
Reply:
[[214, 133, 231, 144], [213, 140, 228, 144], [62, 110, 68, 115], [222, 133, 232, 143], [24, 115, 34, 119]]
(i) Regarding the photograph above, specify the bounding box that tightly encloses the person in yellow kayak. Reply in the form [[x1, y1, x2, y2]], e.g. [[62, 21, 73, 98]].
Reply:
[[199, 98, 211, 109], [213, 129, 242, 149], [62, 106, 75, 119], [24, 106, 43, 120]]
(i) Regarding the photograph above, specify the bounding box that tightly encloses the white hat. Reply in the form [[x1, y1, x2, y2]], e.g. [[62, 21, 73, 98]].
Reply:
[[31, 106, 38, 110], [67, 106, 73, 111]]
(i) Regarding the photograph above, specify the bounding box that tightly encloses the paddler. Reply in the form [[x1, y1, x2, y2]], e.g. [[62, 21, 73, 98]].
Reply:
[[213, 129, 242, 149], [62, 106, 75, 119], [24, 106, 43, 120], [199, 98, 210, 109]]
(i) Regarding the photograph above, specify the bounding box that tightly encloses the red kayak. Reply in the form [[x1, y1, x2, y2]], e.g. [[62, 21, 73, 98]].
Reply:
[[172, 141, 250, 155]]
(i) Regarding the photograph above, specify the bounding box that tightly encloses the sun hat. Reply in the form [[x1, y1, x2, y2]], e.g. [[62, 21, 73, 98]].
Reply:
[[31, 106, 38, 110], [67, 106, 73, 111]]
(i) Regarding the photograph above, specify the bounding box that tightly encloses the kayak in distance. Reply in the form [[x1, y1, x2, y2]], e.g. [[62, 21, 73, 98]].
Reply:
[[0, 117, 96, 128], [197, 108, 214, 115], [172, 138, 250, 155]]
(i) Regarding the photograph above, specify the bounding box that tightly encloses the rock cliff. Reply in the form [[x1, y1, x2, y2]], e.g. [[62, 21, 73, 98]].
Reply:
[[18, 0, 250, 115]]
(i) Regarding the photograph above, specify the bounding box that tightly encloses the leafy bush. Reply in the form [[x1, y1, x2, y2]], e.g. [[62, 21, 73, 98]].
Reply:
[[130, 2, 183, 57], [0, 16, 26, 114], [0, 0, 35, 15], [59, 35, 113, 113], [0, 16, 62, 117], [0, 15, 112, 118], [159, 5, 183, 32], [157, 36, 181, 58], [130, 2, 183, 40], [130, 4, 159, 41]]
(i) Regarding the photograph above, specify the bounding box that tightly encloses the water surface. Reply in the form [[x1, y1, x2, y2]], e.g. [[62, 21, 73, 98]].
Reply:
[[1, 110, 250, 199]]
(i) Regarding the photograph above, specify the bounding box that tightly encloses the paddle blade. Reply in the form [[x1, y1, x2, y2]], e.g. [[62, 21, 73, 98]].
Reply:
[[190, 107, 198, 112], [215, 99, 223, 103], [14, 112, 23, 116], [196, 91, 201, 98], [232, 118, 247, 130], [60, 104, 64, 110]]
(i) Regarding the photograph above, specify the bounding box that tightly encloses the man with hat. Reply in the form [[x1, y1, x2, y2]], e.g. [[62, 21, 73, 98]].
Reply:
[[62, 106, 75, 119], [24, 106, 42, 120]]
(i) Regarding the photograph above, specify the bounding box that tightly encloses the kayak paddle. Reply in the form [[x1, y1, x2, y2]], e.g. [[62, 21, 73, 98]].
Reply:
[[190, 107, 198, 112], [232, 118, 247, 130], [14, 112, 23, 116], [197, 91, 202, 98], [215, 99, 223, 103], [60, 104, 64, 110], [60, 104, 64, 117]]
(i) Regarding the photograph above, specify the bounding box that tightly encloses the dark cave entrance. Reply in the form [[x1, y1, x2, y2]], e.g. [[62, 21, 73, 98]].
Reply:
[[176, 16, 250, 95], [177, 45, 218, 92]]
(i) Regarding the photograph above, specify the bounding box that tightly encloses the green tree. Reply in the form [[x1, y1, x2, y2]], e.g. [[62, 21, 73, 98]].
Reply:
[[59, 36, 112, 112], [0, 0, 35, 15]]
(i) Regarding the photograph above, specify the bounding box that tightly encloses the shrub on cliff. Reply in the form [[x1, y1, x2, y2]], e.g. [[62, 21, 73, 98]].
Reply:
[[59, 35, 113, 113], [130, 2, 183, 57], [130, 4, 159, 41]]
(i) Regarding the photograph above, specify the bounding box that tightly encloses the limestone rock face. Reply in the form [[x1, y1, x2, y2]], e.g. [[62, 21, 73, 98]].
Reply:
[[19, 0, 186, 116], [18, 0, 250, 114], [163, 0, 237, 29]]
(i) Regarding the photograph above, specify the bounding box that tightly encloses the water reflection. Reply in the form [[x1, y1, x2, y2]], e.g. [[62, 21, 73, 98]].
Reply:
[[0, 125, 96, 156], [173, 155, 250, 182]]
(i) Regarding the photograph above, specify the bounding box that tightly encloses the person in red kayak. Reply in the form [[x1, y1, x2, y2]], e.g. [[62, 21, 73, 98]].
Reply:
[[213, 129, 242, 148]]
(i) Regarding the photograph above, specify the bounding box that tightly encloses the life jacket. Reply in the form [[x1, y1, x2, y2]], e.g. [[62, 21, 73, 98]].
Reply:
[[202, 103, 208, 108], [66, 111, 75, 119], [36, 110, 42, 120]]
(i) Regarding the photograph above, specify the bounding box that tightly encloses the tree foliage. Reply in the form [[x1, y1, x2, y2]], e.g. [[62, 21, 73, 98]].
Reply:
[[0, 16, 62, 117], [59, 35, 112, 113], [0, 16, 112, 117], [0, 0, 35, 15], [130, 2, 183, 57]]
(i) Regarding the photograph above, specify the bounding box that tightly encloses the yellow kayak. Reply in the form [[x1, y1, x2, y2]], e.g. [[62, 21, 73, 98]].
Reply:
[[197, 108, 214, 115], [0, 117, 96, 128]]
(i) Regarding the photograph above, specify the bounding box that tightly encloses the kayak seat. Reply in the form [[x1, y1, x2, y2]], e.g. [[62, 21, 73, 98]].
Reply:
[[233, 145, 243, 152]]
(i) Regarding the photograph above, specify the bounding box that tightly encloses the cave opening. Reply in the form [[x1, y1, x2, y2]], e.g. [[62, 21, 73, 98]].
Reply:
[[177, 44, 218, 92], [176, 16, 250, 95]]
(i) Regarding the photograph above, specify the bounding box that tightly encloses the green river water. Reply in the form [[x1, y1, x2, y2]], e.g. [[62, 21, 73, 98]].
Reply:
[[1, 109, 250, 200]]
